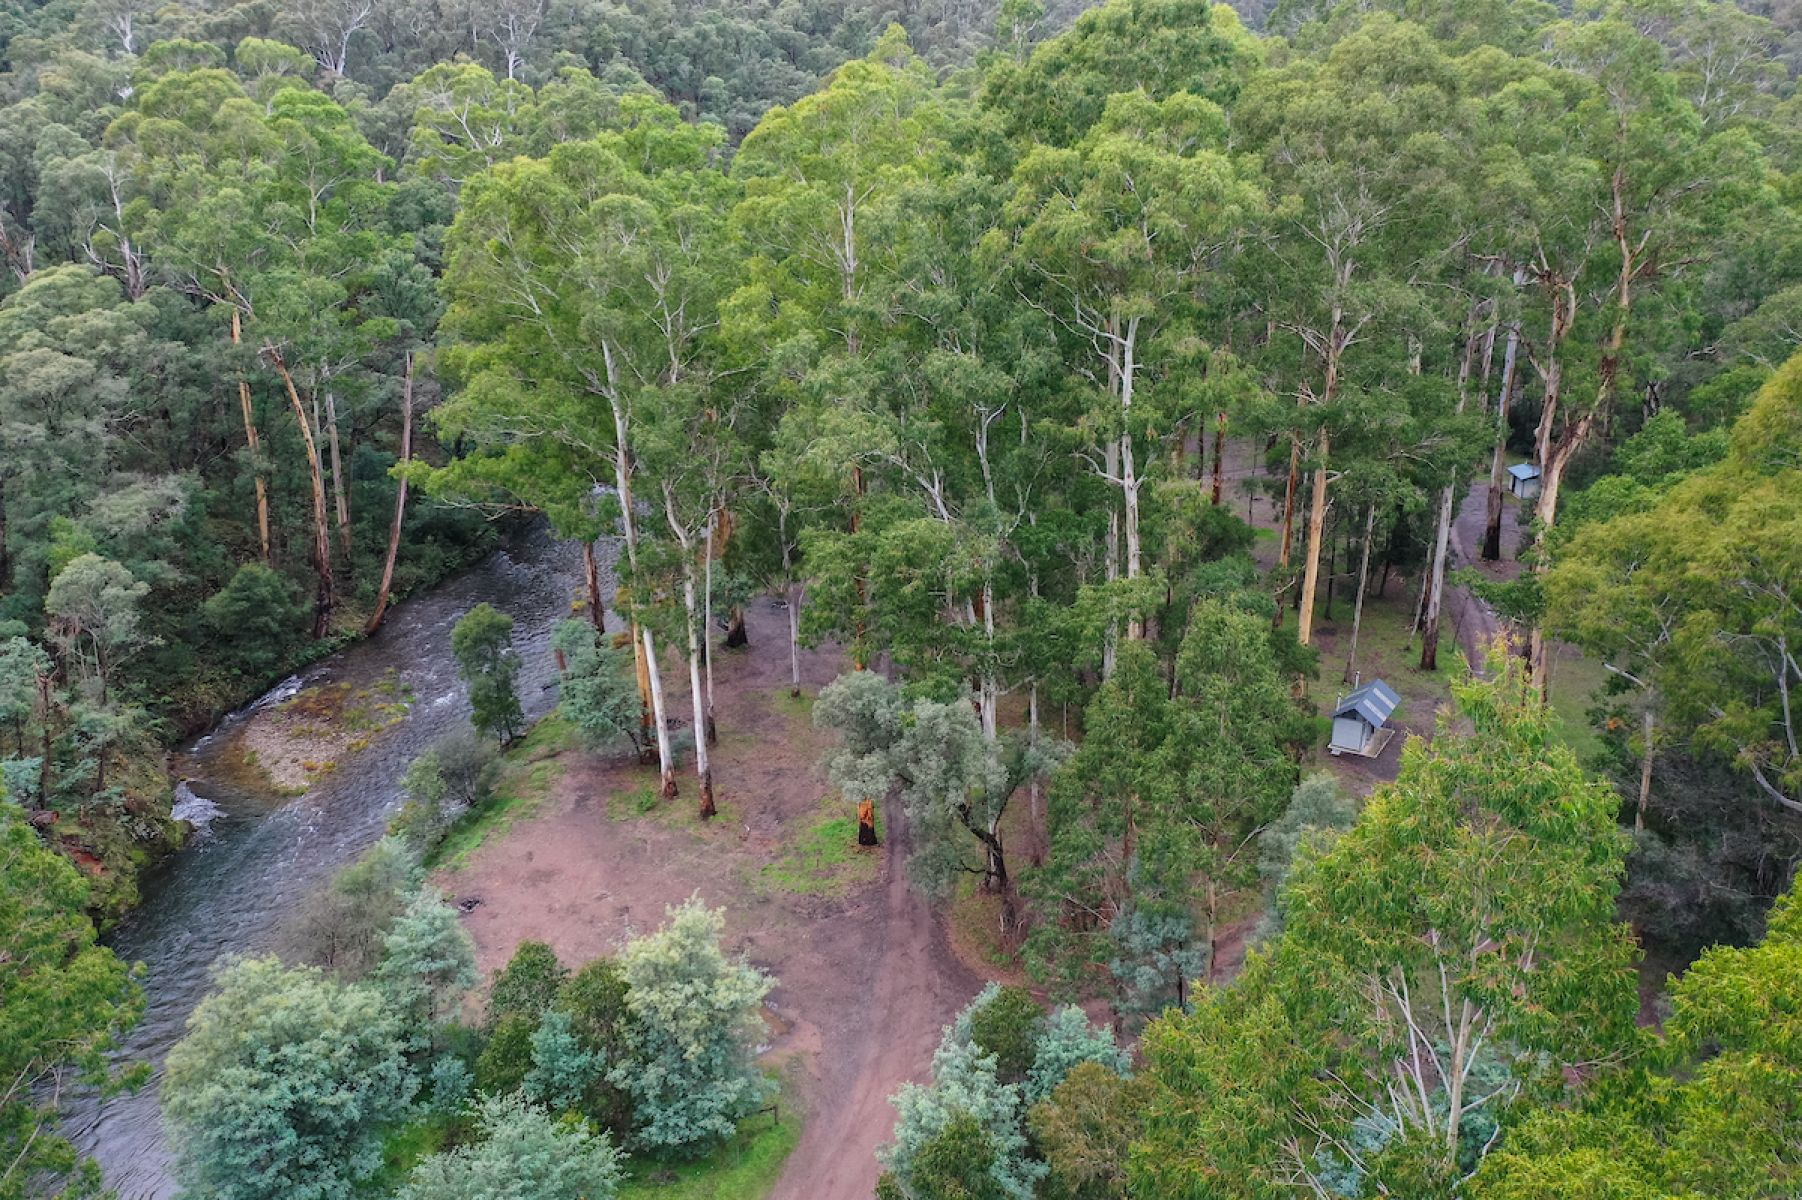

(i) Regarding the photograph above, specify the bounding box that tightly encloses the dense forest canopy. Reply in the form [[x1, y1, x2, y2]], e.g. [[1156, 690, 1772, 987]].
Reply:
[[4, 0, 1802, 1194]]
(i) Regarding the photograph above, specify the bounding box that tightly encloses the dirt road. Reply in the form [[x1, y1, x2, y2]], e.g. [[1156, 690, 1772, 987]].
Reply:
[[439, 597, 981, 1200], [1448, 479, 1522, 674], [764, 806, 980, 1200]]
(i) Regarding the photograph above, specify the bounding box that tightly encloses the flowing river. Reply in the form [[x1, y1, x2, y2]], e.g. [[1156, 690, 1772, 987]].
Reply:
[[65, 524, 592, 1200]]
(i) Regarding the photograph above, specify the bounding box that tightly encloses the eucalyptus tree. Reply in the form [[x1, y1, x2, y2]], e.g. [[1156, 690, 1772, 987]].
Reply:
[[1504, 8, 1769, 689], [118, 70, 405, 635], [803, 98, 1071, 734], [1549, 352, 1802, 824], [435, 96, 736, 800], [1029, 597, 1307, 1004], [981, 0, 1263, 149], [1004, 89, 1265, 665], [1235, 15, 1468, 649], [0, 265, 144, 601], [1134, 660, 1639, 1197], [636, 372, 754, 819], [727, 29, 945, 669]]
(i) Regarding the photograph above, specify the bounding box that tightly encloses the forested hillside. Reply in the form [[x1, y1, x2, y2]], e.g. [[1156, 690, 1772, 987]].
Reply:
[[0, 0, 1098, 909], [4, 0, 1802, 1196]]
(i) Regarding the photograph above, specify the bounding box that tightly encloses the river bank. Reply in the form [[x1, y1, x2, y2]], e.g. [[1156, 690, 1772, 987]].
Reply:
[[68, 522, 597, 1200], [42, 530, 505, 926]]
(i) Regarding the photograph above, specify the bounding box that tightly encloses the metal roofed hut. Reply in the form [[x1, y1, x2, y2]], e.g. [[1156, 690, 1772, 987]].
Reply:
[[1507, 462, 1542, 500], [1329, 679, 1400, 759]]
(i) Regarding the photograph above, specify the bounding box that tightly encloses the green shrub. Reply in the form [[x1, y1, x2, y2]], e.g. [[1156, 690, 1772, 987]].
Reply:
[[473, 1012, 535, 1097], [487, 941, 567, 1028], [968, 986, 1044, 1086]]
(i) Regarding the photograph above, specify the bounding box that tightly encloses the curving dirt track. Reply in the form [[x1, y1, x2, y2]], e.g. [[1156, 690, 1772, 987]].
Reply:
[[764, 805, 980, 1200], [438, 597, 981, 1200]]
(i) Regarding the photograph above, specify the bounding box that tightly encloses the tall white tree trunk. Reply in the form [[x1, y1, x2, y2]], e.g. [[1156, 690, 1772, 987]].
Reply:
[[603, 342, 674, 796], [682, 558, 715, 819]]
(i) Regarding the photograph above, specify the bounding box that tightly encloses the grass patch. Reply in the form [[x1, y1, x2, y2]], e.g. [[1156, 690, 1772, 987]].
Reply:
[[364, 1112, 455, 1194], [947, 873, 1018, 973], [426, 714, 575, 870], [1310, 591, 1457, 729], [758, 801, 882, 898], [1546, 648, 1609, 765], [620, 1076, 801, 1200], [770, 687, 815, 722], [610, 781, 664, 819]]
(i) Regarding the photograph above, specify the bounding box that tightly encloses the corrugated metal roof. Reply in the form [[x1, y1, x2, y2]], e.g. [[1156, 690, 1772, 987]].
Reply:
[[1507, 462, 1541, 480], [1333, 679, 1400, 727]]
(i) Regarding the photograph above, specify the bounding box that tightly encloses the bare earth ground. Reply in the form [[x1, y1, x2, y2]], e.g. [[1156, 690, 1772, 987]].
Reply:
[[435, 598, 982, 1200], [434, 452, 1562, 1200]]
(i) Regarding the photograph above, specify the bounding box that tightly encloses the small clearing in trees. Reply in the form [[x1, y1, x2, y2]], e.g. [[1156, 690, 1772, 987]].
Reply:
[[435, 597, 985, 1200]]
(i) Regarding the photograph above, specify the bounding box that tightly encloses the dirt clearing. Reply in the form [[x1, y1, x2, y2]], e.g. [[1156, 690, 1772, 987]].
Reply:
[[435, 598, 983, 1200]]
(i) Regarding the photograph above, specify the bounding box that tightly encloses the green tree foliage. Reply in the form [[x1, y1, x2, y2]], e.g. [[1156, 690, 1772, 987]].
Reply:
[[161, 957, 416, 1200], [876, 1112, 1011, 1200], [398, 1092, 623, 1200], [1257, 772, 1358, 909], [288, 835, 419, 979], [1024, 1004, 1129, 1105], [1474, 875, 1802, 1199], [884, 982, 1124, 1199], [43, 553, 150, 702], [983, 0, 1263, 146], [201, 564, 307, 682], [375, 885, 478, 1040], [815, 671, 1068, 919], [1028, 1062, 1150, 1200], [521, 1010, 601, 1114], [1031, 600, 1308, 1005], [552, 957, 635, 1133], [486, 940, 568, 1028], [1549, 351, 1802, 945], [883, 1020, 1043, 1200], [551, 619, 644, 757], [1133, 660, 1639, 1197], [0, 791, 144, 1200], [967, 985, 1045, 1086], [390, 733, 498, 854], [451, 603, 523, 743], [473, 1013, 536, 1098], [610, 897, 773, 1155]]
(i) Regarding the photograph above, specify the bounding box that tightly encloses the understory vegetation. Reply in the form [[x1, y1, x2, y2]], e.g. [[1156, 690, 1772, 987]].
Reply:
[[167, 841, 778, 1200], [6, 0, 1802, 1195]]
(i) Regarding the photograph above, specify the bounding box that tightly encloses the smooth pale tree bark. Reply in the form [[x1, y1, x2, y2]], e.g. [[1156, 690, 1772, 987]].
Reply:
[[268, 346, 335, 638], [325, 387, 352, 565], [1421, 302, 1489, 671], [703, 506, 718, 749], [1527, 273, 1589, 694], [1296, 428, 1331, 647], [1483, 317, 1523, 561], [230, 308, 272, 564], [600, 344, 675, 797], [665, 483, 715, 819], [366, 352, 413, 635], [772, 500, 803, 697], [786, 582, 803, 697], [1343, 503, 1377, 684], [1273, 432, 1301, 629]]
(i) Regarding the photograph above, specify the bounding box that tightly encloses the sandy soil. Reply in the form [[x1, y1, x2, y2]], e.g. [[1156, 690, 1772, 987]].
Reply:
[[436, 598, 982, 1200], [228, 673, 413, 793]]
